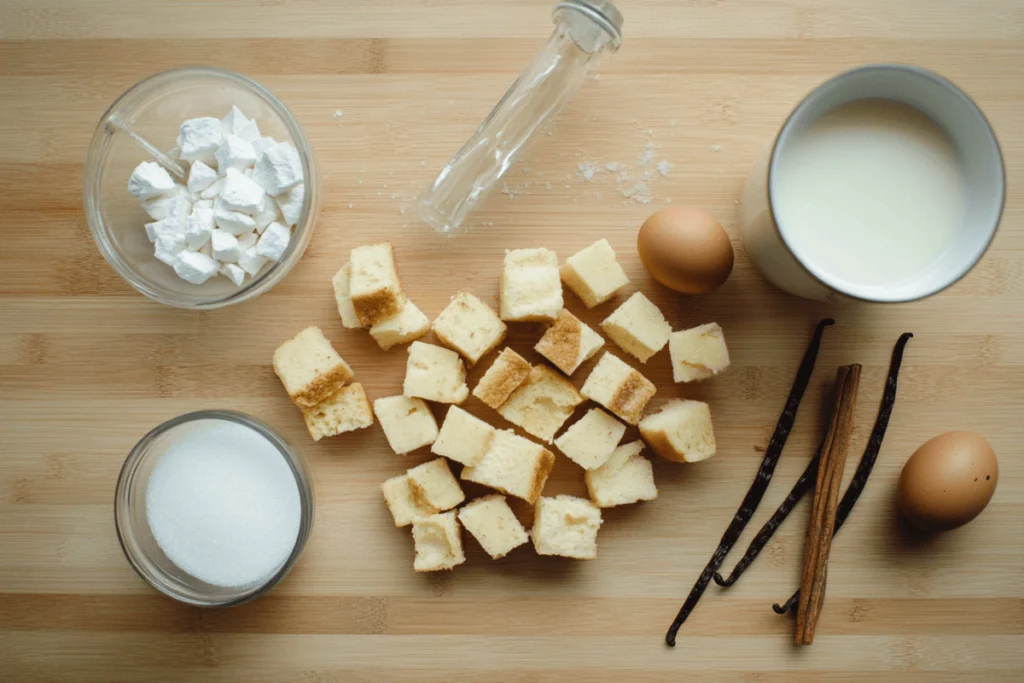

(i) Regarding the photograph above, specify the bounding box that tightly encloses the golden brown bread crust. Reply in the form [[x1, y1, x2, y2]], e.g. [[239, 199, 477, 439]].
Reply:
[[528, 448, 557, 504], [609, 371, 657, 425], [534, 309, 582, 375], [639, 427, 686, 462], [352, 287, 405, 327], [299, 382, 372, 440], [282, 362, 354, 408], [473, 348, 532, 409]]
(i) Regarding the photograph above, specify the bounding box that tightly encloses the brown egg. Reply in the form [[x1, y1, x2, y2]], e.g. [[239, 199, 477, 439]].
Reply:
[[637, 207, 734, 294], [897, 431, 998, 532]]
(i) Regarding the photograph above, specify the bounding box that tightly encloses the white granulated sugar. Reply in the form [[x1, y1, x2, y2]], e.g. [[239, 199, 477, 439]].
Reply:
[[185, 207, 215, 249], [711, 144, 724, 152], [253, 141, 303, 196], [145, 420, 301, 588], [220, 168, 266, 214], [128, 161, 176, 199], [276, 183, 304, 227], [238, 247, 268, 276], [211, 229, 241, 263], [257, 222, 291, 261], [347, 203, 353, 209], [216, 134, 258, 175], [658, 160, 674, 176], [177, 117, 223, 165], [578, 162, 598, 180], [173, 251, 220, 284], [220, 263, 246, 286], [333, 109, 343, 120], [187, 161, 218, 194], [638, 144, 655, 167], [605, 162, 619, 172], [214, 200, 257, 235]]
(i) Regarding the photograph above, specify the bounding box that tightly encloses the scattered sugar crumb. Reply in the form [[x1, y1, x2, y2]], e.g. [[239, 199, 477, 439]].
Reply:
[[348, 203, 353, 209], [711, 144, 724, 152], [670, 119, 677, 127], [605, 162, 619, 172], [400, 208, 406, 215], [357, 179, 363, 185], [578, 162, 598, 181], [657, 160, 674, 176], [333, 110, 343, 119], [419, 160, 426, 167]]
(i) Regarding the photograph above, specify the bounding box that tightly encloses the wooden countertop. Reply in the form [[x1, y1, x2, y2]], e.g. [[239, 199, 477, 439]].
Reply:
[[2, 1, 1022, 680]]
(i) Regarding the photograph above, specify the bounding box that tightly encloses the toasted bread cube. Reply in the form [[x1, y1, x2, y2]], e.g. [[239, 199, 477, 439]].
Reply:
[[404, 341, 469, 404], [412, 511, 465, 572], [407, 458, 465, 512], [462, 429, 555, 503], [500, 248, 562, 322], [553, 408, 626, 470], [382, 474, 436, 527], [369, 299, 430, 351], [531, 495, 603, 559], [585, 441, 658, 507], [458, 494, 529, 559], [350, 242, 406, 326], [559, 239, 629, 308], [301, 383, 373, 441], [472, 347, 532, 409], [273, 326, 354, 408], [497, 365, 584, 442], [534, 309, 605, 376], [600, 292, 671, 363], [580, 352, 656, 425], [373, 395, 439, 455], [331, 263, 362, 329], [431, 406, 496, 467], [639, 399, 716, 463], [433, 292, 507, 366], [669, 322, 731, 383]]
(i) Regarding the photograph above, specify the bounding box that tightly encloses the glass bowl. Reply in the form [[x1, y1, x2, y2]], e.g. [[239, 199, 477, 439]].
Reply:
[[114, 410, 315, 607], [84, 67, 319, 309]]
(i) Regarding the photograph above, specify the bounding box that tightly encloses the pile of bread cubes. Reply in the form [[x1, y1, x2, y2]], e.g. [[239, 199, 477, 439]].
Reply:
[[273, 239, 730, 571]]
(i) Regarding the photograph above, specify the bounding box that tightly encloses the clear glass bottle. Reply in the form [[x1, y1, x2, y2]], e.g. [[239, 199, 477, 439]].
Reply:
[[417, 0, 623, 234]]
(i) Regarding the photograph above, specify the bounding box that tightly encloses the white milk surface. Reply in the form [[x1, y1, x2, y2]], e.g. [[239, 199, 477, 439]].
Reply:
[[146, 420, 301, 588], [773, 99, 965, 289]]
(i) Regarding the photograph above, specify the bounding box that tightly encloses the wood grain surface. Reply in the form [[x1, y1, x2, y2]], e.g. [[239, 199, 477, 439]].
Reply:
[[2, 1, 1023, 681]]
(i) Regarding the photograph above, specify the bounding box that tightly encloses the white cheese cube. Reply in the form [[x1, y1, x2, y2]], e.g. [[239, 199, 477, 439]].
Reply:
[[213, 199, 257, 235], [177, 117, 224, 165], [500, 248, 562, 322], [252, 141, 303, 196], [560, 239, 630, 308], [238, 246, 268, 276], [128, 161, 176, 199], [200, 178, 223, 200], [219, 167, 265, 214], [275, 182, 304, 226], [184, 206, 215, 249], [186, 160, 218, 194], [211, 229, 241, 262], [173, 251, 220, 285], [215, 134, 258, 175], [669, 323, 731, 383], [256, 221, 291, 261], [600, 292, 672, 363], [220, 262, 246, 286]]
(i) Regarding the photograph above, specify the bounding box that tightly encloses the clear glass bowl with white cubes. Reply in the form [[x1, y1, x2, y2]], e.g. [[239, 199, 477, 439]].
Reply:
[[84, 67, 318, 309]]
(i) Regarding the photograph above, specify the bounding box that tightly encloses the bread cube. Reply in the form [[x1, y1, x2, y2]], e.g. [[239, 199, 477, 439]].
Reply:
[[534, 308, 605, 376], [600, 292, 672, 363], [349, 242, 406, 326], [472, 347, 531, 409], [403, 341, 469, 404], [331, 263, 362, 329], [301, 383, 373, 441], [559, 239, 629, 307], [462, 429, 555, 504], [370, 299, 430, 351], [431, 406, 495, 467], [585, 441, 658, 507], [553, 408, 626, 470], [500, 248, 563, 322], [457, 494, 529, 559], [639, 399, 716, 463], [273, 326, 354, 408], [407, 458, 465, 512], [531, 495, 603, 560], [432, 291, 507, 366], [580, 352, 656, 425], [382, 474, 436, 527], [497, 365, 584, 442], [669, 322, 730, 383], [412, 511, 465, 572], [373, 395, 439, 455]]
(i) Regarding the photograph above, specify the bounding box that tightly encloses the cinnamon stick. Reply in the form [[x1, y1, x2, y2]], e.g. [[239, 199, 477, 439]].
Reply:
[[795, 363, 861, 645]]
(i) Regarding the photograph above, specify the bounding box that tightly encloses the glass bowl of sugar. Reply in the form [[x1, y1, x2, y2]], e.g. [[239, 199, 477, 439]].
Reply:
[[84, 67, 319, 309], [115, 411, 314, 606]]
